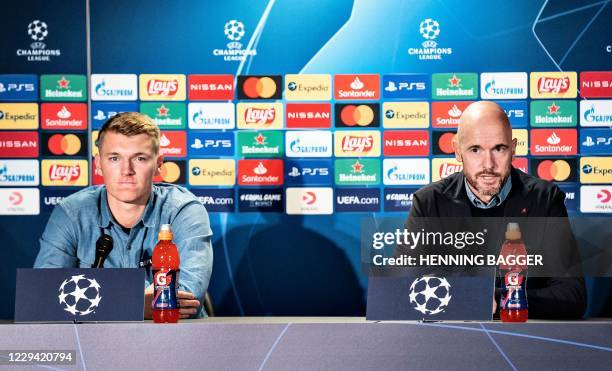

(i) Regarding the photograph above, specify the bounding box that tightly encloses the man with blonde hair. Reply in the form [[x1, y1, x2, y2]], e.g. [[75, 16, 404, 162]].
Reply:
[[35, 112, 213, 319]]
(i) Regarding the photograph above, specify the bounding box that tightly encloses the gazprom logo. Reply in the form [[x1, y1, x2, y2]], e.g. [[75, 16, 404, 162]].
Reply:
[[383, 159, 430, 185]]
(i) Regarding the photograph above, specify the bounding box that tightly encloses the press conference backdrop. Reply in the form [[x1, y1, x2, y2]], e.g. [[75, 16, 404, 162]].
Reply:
[[0, 0, 611, 319]]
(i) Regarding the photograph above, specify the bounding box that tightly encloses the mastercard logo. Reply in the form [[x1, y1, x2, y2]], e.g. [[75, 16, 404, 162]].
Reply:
[[532, 158, 577, 182], [335, 103, 380, 127], [154, 160, 185, 184], [432, 131, 456, 155], [237, 75, 282, 100], [44, 133, 85, 156]]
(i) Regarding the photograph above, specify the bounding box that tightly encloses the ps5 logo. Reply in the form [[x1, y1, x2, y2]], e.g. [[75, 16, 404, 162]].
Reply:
[[505, 109, 524, 118], [0, 83, 35, 92], [384, 81, 426, 92], [287, 167, 329, 177], [191, 139, 232, 148]]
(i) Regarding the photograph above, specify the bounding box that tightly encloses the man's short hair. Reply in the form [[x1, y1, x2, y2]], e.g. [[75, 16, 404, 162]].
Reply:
[[96, 112, 161, 153]]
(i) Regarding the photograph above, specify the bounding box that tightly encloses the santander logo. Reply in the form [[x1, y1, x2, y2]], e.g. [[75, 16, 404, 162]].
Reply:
[[537, 77, 569, 94], [147, 79, 179, 96], [49, 164, 81, 182], [244, 108, 275, 124], [546, 132, 561, 145], [341, 136, 373, 152]]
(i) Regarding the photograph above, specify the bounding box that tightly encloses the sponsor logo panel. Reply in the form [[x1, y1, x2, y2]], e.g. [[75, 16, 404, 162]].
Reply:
[[530, 72, 577, 98], [285, 159, 332, 186], [334, 130, 381, 157], [334, 158, 380, 185], [140, 103, 186, 129], [0, 160, 39, 186], [382, 74, 429, 100], [559, 185, 578, 213], [383, 188, 420, 212], [237, 159, 283, 186], [238, 188, 283, 212], [579, 72, 612, 98], [384, 130, 430, 156], [530, 129, 577, 156], [188, 159, 235, 186], [153, 160, 186, 184], [0, 103, 38, 129], [383, 158, 430, 185], [90, 74, 138, 101], [41, 103, 87, 130], [286, 187, 333, 215], [40, 189, 77, 213], [497, 100, 528, 128], [237, 131, 282, 158], [480, 72, 528, 99], [285, 131, 332, 157], [188, 74, 234, 100], [159, 131, 187, 157], [237, 102, 283, 129], [530, 100, 577, 127], [334, 74, 380, 100], [431, 101, 472, 128], [92, 161, 104, 185], [431, 73, 478, 100], [41, 159, 88, 186], [512, 157, 529, 174], [237, 75, 282, 100], [91, 102, 139, 129], [40, 75, 87, 101], [284, 74, 332, 101], [431, 158, 462, 182], [335, 103, 380, 128], [191, 188, 235, 212], [580, 157, 612, 183], [580, 185, 612, 213], [580, 129, 612, 155], [580, 100, 612, 127], [188, 131, 234, 157], [42, 132, 88, 157], [382, 102, 429, 128], [432, 131, 456, 156], [0, 74, 37, 101], [0, 132, 39, 157], [139, 74, 186, 101], [513, 129, 528, 156], [286, 103, 332, 128], [335, 188, 380, 212], [0, 188, 39, 215], [530, 158, 578, 182], [188, 102, 235, 129]]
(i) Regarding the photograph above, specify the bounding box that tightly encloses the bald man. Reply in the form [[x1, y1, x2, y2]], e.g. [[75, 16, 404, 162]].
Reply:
[[399, 101, 586, 319]]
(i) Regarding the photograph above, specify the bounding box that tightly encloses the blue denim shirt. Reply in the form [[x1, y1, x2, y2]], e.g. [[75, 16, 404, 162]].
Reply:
[[464, 175, 512, 209], [34, 183, 213, 318]]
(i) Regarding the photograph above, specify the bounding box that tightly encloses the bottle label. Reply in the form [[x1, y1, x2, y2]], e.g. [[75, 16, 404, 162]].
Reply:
[[152, 269, 180, 310], [500, 270, 527, 310]]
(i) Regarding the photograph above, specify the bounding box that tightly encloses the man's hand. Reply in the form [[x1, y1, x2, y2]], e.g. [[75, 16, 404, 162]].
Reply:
[[492, 297, 497, 315], [144, 285, 201, 319], [177, 291, 201, 319]]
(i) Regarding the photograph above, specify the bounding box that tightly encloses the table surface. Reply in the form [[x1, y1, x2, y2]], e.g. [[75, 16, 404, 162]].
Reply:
[[0, 317, 611, 370]]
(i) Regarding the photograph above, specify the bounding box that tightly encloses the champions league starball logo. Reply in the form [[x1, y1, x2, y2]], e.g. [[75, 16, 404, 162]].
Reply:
[[58, 274, 102, 316], [212, 19, 257, 62], [409, 276, 452, 315], [408, 18, 452, 60], [28, 20, 48, 42]]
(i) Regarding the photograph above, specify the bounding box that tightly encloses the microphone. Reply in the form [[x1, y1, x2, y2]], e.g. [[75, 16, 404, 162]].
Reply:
[[92, 234, 114, 268]]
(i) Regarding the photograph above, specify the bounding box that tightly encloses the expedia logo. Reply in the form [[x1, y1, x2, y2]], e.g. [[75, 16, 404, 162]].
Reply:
[[537, 77, 569, 94], [580, 157, 612, 183], [237, 75, 282, 99], [335, 103, 379, 127]]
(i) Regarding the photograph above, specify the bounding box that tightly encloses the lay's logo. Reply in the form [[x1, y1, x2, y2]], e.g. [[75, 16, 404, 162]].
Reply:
[[245, 107, 275, 124], [334, 131, 380, 157], [139, 74, 186, 101], [42, 160, 88, 186], [530, 72, 577, 98], [237, 103, 283, 129]]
